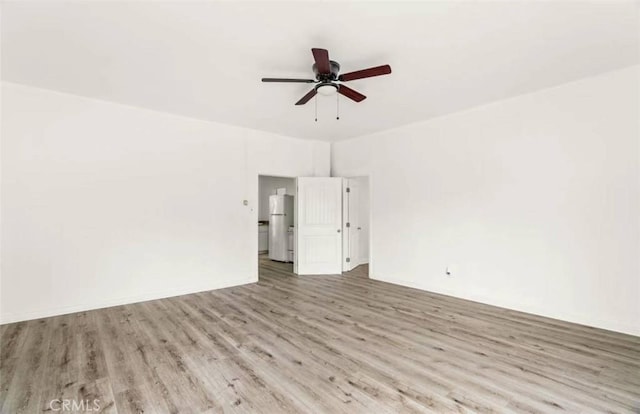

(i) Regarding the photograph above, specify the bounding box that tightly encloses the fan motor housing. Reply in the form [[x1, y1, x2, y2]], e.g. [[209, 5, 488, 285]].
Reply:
[[312, 60, 341, 81]]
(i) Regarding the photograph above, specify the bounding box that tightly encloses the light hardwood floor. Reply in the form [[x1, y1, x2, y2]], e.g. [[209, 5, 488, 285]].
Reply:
[[1, 256, 639, 413]]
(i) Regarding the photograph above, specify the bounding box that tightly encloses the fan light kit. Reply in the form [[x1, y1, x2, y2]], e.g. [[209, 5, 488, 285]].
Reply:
[[262, 48, 392, 121], [316, 84, 338, 96]]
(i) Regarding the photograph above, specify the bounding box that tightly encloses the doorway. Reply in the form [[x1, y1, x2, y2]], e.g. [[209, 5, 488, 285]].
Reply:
[[342, 176, 370, 275], [257, 175, 368, 277], [258, 175, 296, 278]]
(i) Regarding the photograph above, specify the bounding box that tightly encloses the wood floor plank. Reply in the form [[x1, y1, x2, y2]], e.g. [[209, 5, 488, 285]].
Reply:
[[37, 314, 82, 413], [75, 377, 118, 414], [0, 321, 31, 404], [1, 319, 53, 414], [1, 256, 638, 413]]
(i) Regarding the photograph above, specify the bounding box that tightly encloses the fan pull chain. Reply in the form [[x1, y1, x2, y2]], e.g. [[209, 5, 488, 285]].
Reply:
[[315, 94, 318, 122], [336, 92, 340, 120]]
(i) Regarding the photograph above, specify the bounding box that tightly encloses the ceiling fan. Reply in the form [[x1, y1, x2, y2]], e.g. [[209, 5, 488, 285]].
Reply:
[[262, 48, 392, 105]]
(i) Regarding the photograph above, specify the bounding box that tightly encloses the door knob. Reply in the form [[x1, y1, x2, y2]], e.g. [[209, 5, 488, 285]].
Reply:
[[337, 229, 341, 233]]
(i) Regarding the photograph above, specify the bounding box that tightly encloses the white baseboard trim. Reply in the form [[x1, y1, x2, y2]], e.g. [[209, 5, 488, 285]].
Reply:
[[370, 274, 640, 338], [0, 276, 257, 325]]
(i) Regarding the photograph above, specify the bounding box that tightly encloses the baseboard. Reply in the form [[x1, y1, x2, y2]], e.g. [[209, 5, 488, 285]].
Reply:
[[370, 274, 640, 338], [0, 276, 257, 325]]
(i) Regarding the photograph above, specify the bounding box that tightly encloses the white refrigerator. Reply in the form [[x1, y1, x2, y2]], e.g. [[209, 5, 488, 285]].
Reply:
[[269, 194, 294, 262]]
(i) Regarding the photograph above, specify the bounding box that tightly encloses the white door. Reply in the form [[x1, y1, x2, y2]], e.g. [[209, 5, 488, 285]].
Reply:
[[342, 179, 360, 272], [296, 177, 343, 275]]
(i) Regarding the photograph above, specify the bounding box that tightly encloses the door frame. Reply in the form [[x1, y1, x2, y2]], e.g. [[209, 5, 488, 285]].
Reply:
[[341, 175, 372, 276], [342, 178, 359, 272]]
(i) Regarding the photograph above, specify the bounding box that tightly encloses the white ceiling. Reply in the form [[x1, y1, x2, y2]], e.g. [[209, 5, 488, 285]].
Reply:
[[2, 1, 638, 142]]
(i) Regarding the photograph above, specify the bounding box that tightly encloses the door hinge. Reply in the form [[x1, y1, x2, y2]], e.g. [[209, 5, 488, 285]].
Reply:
[[346, 187, 350, 193], [346, 222, 351, 228], [346, 257, 351, 263]]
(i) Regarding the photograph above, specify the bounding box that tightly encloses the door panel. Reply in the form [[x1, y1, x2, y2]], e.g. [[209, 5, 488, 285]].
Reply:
[[296, 177, 343, 275], [303, 236, 336, 264]]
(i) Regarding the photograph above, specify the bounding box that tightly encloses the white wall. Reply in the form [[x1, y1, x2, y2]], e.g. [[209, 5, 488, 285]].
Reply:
[[332, 66, 640, 336], [258, 176, 296, 221], [0, 82, 330, 324]]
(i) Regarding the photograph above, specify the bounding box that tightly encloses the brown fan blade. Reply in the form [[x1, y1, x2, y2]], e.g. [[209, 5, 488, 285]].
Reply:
[[312, 48, 331, 74], [338, 65, 392, 82], [338, 85, 366, 102], [295, 89, 317, 105], [262, 78, 316, 83]]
